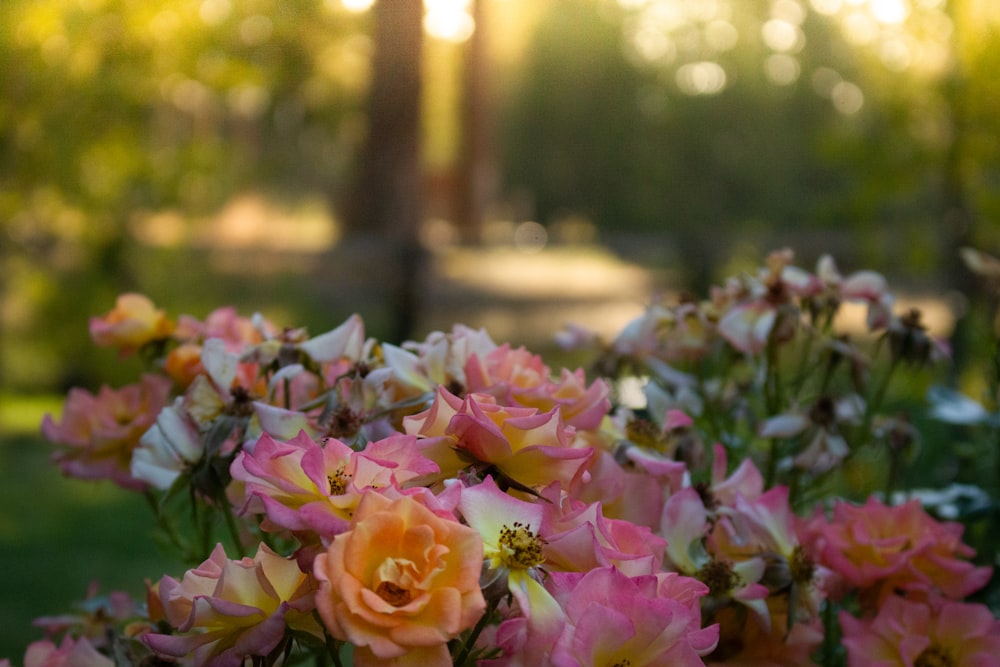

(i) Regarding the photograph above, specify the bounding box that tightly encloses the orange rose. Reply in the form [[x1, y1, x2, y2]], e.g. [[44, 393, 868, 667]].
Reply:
[[89, 293, 174, 352], [313, 491, 486, 667]]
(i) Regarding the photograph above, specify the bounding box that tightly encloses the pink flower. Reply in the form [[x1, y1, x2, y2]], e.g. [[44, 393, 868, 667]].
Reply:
[[313, 491, 485, 667], [175, 306, 269, 353], [816, 496, 992, 606], [458, 475, 552, 616], [840, 596, 1000, 667], [465, 345, 611, 430], [89, 293, 174, 353], [230, 430, 438, 541], [570, 447, 667, 529], [547, 567, 717, 667], [539, 484, 666, 577], [145, 543, 321, 667], [23, 636, 113, 667], [404, 387, 593, 492], [42, 374, 172, 490], [708, 444, 763, 507]]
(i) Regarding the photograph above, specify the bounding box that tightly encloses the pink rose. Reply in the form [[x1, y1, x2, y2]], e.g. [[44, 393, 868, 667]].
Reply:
[[42, 374, 172, 490]]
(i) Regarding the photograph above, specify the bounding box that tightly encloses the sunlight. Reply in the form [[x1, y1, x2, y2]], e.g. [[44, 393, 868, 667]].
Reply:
[[424, 0, 476, 43], [340, 0, 375, 12], [676, 60, 727, 95], [765, 53, 801, 84], [762, 18, 803, 52], [869, 0, 909, 24]]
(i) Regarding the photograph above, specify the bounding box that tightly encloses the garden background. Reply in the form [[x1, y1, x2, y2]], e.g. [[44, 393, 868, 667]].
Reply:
[[2, 0, 1000, 659]]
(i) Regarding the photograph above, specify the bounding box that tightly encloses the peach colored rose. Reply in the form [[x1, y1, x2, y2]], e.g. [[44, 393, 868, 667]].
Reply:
[[89, 293, 174, 352], [163, 342, 204, 389], [313, 491, 486, 667]]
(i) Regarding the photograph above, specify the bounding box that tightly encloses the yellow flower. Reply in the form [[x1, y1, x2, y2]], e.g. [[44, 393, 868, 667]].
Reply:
[[89, 293, 174, 352]]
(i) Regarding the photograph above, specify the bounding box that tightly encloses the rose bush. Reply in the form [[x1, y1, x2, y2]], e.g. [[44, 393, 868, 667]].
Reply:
[[14, 248, 1000, 667]]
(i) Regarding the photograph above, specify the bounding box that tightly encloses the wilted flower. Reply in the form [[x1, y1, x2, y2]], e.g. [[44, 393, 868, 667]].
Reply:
[[313, 491, 486, 667]]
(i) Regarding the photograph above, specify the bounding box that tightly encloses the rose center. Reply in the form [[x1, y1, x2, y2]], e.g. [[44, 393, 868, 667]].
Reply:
[[789, 545, 816, 585], [327, 466, 351, 495], [915, 645, 954, 667], [374, 581, 413, 607], [697, 558, 741, 596], [498, 522, 545, 569]]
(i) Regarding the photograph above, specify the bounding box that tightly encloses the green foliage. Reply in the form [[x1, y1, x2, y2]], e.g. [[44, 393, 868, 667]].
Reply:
[[0, 0, 370, 391]]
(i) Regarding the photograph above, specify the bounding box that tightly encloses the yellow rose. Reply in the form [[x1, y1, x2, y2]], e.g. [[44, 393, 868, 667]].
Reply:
[[89, 293, 174, 352]]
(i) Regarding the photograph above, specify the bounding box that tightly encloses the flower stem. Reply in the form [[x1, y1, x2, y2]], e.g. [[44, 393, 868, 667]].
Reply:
[[325, 634, 344, 667], [222, 502, 247, 558], [454, 599, 497, 666]]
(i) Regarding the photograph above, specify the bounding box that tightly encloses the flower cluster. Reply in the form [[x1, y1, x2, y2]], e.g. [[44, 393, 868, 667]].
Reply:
[[16, 249, 1000, 667]]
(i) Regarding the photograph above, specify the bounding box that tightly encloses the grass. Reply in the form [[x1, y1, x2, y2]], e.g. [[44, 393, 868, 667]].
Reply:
[[0, 398, 174, 661]]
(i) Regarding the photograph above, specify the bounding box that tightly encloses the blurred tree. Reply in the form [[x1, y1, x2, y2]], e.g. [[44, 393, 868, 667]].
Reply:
[[499, 0, 1000, 292], [0, 0, 368, 389], [454, 0, 495, 244], [344, 0, 425, 342]]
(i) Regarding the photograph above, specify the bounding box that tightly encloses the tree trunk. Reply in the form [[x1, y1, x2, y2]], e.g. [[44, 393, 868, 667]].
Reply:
[[347, 0, 426, 342], [454, 0, 494, 245]]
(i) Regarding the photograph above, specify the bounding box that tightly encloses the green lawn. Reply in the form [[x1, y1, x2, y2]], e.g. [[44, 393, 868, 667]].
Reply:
[[0, 397, 174, 661]]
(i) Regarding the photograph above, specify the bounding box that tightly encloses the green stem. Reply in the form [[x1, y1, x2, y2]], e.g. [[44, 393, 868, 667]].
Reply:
[[765, 437, 781, 489], [222, 502, 247, 558], [884, 446, 901, 503], [325, 634, 344, 667], [861, 357, 900, 449], [144, 489, 190, 559], [453, 599, 496, 666], [820, 599, 838, 667]]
